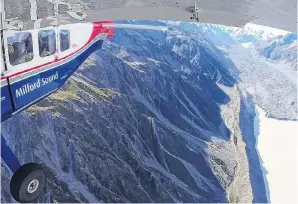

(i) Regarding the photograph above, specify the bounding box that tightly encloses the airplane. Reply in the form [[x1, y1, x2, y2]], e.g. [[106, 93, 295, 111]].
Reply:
[[0, 0, 296, 203], [0, 21, 116, 203]]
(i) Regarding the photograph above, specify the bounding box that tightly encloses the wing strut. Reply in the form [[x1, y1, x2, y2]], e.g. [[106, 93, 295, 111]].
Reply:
[[1, 135, 21, 173]]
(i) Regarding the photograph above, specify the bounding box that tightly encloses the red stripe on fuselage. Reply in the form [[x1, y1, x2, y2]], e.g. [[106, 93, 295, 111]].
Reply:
[[1, 21, 114, 80]]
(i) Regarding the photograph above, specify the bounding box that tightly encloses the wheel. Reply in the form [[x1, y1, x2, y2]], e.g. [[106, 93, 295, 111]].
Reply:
[[10, 163, 46, 203]]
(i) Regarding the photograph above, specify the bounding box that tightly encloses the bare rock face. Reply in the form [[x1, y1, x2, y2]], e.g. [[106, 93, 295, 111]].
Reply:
[[1, 21, 266, 203]]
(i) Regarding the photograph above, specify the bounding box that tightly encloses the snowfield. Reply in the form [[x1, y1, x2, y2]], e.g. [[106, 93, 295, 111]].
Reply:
[[256, 106, 298, 203]]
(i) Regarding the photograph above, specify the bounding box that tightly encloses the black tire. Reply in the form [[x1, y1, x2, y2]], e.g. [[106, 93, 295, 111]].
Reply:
[[10, 163, 46, 203]]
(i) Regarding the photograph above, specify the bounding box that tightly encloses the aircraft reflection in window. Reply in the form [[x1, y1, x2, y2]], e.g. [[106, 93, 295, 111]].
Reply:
[[7, 32, 34, 66], [60, 29, 70, 52], [0, 21, 167, 203], [38, 29, 56, 58]]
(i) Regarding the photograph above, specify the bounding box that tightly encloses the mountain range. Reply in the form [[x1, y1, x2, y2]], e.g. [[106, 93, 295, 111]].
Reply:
[[1, 21, 296, 203]]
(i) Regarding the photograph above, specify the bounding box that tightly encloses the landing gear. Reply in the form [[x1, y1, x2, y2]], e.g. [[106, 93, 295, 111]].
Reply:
[[2, 135, 46, 203], [10, 163, 46, 203]]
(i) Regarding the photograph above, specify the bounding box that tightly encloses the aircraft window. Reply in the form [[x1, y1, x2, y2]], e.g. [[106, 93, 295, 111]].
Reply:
[[60, 29, 70, 52], [7, 32, 33, 66], [39, 29, 56, 57]]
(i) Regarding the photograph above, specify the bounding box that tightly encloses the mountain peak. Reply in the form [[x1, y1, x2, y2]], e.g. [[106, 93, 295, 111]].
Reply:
[[230, 23, 289, 43]]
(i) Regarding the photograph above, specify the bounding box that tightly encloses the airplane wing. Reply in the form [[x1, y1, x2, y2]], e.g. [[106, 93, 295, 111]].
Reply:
[[2, 0, 297, 32]]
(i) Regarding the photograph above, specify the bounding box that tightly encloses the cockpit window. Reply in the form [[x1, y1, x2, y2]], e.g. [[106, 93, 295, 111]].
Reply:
[[7, 32, 33, 66], [39, 29, 56, 57], [60, 29, 70, 52]]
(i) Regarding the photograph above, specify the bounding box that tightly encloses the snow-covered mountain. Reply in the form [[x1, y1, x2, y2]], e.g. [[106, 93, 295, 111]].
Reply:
[[229, 23, 289, 43], [223, 23, 297, 70], [255, 33, 297, 70]]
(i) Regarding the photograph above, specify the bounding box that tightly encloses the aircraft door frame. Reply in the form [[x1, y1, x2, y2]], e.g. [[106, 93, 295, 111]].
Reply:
[[0, 28, 14, 120]]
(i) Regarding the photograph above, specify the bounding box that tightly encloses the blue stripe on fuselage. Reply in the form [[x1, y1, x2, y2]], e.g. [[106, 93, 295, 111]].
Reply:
[[1, 40, 103, 121]]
